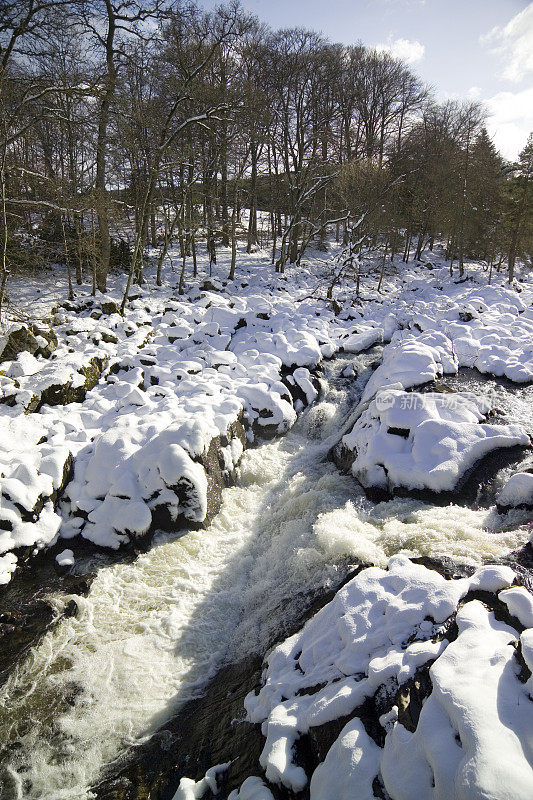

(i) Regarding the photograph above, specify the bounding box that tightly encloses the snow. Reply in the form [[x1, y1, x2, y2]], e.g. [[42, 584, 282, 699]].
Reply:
[[0, 243, 531, 587], [497, 471, 533, 508], [0, 551, 17, 585], [171, 763, 231, 800], [381, 600, 533, 800], [1, 239, 532, 800], [244, 555, 517, 792], [499, 586, 533, 628], [0, 269, 337, 563], [228, 777, 275, 800], [55, 548, 75, 567], [342, 328, 382, 354], [246, 556, 533, 799], [343, 390, 529, 493], [361, 330, 457, 402], [309, 717, 381, 800], [292, 366, 319, 405]]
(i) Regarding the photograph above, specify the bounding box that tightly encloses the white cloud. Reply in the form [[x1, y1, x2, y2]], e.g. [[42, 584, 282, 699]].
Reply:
[[467, 86, 482, 100], [375, 37, 425, 64], [485, 86, 533, 160], [480, 3, 533, 83]]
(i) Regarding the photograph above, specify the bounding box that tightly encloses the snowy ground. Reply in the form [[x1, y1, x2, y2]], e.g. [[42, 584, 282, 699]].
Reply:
[[1, 240, 533, 799]]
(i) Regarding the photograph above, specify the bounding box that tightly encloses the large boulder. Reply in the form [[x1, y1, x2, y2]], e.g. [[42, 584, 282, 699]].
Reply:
[[335, 389, 530, 503], [65, 415, 247, 550], [497, 472, 533, 512], [38, 356, 107, 407], [0, 324, 56, 363]]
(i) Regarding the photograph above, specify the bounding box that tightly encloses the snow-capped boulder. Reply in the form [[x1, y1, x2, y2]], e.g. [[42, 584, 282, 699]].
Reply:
[[497, 472, 533, 511], [281, 366, 321, 414], [341, 390, 529, 497], [243, 555, 531, 799], [66, 416, 246, 549]]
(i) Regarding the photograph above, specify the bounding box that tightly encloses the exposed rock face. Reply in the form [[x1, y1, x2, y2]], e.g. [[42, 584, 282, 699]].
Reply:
[[0, 353, 108, 412], [32, 325, 58, 357], [101, 300, 121, 316], [329, 439, 357, 474], [201, 279, 224, 292], [91, 577, 356, 800], [93, 655, 266, 800]]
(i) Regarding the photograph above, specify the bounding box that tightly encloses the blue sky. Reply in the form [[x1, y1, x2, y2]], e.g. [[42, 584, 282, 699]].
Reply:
[[199, 0, 533, 160]]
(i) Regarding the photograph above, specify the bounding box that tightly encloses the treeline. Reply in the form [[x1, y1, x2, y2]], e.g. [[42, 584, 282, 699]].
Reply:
[[0, 0, 532, 312]]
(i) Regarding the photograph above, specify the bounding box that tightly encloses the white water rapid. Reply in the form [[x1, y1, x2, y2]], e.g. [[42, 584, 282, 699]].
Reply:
[[0, 353, 530, 800]]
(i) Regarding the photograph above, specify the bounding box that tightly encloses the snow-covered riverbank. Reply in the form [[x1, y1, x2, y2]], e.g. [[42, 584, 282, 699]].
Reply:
[[2, 245, 532, 582]]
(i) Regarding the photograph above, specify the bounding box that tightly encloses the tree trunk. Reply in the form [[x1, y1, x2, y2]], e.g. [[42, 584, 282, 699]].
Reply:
[[94, 1, 117, 293], [228, 206, 237, 280], [247, 142, 258, 253]]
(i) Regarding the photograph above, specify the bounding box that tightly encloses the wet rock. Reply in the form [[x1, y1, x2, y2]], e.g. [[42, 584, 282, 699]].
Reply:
[[93, 656, 265, 800], [329, 439, 357, 473], [280, 366, 321, 412], [0, 552, 96, 687], [92, 555, 533, 800], [92, 575, 359, 800]]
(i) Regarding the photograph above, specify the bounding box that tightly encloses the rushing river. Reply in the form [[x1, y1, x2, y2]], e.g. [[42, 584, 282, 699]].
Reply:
[[0, 353, 531, 800]]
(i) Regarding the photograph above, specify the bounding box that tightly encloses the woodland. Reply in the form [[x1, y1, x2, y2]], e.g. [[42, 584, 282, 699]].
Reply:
[[1, 0, 532, 318]]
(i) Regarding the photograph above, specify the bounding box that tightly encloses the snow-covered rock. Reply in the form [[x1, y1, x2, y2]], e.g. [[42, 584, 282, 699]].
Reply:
[[1, 243, 532, 588], [228, 777, 275, 800], [0, 323, 55, 363], [244, 555, 529, 798], [55, 548, 75, 567], [342, 390, 529, 495], [497, 472, 533, 510], [361, 330, 457, 403], [171, 762, 230, 800]]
